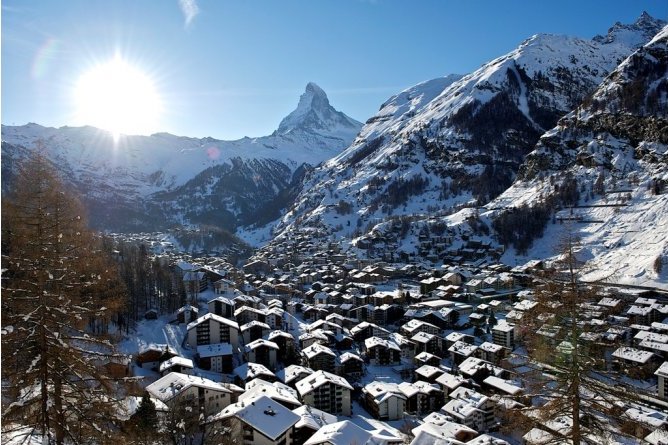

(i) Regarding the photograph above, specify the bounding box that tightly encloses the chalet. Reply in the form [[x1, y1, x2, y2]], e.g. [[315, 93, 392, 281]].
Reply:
[[187, 313, 240, 348], [197, 343, 233, 373], [410, 332, 440, 355], [243, 259, 271, 275], [414, 351, 441, 368], [364, 337, 402, 365], [234, 305, 266, 325], [268, 330, 296, 355], [159, 356, 194, 376], [299, 331, 329, 350], [443, 387, 496, 433], [208, 395, 299, 445], [244, 339, 279, 370], [265, 307, 284, 330], [389, 333, 416, 360], [458, 357, 505, 383], [400, 381, 444, 415], [492, 321, 515, 349], [338, 352, 364, 380], [296, 370, 353, 416], [350, 321, 390, 342], [208, 296, 235, 319], [176, 304, 199, 324], [240, 320, 271, 344], [449, 341, 478, 366], [302, 343, 336, 373], [400, 319, 440, 337], [135, 344, 178, 371], [362, 381, 407, 420], [482, 375, 524, 398], [146, 372, 233, 415], [476, 341, 505, 364]]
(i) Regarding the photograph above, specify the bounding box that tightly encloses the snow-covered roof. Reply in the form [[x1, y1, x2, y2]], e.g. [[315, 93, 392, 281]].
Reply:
[[245, 338, 279, 352], [302, 343, 336, 359], [146, 372, 231, 403], [448, 341, 478, 356], [365, 336, 401, 351], [211, 395, 300, 440], [296, 370, 353, 396], [233, 362, 275, 381], [187, 313, 239, 331], [435, 372, 466, 390], [612, 346, 656, 364], [363, 381, 407, 403], [304, 420, 372, 445], [483, 376, 523, 395], [240, 320, 271, 331], [197, 342, 233, 358], [241, 378, 301, 408], [411, 421, 477, 443], [292, 404, 338, 431], [276, 365, 314, 384], [159, 356, 193, 372]]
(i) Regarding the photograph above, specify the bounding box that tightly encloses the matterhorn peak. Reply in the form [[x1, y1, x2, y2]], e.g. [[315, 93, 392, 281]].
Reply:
[[276, 83, 361, 136]]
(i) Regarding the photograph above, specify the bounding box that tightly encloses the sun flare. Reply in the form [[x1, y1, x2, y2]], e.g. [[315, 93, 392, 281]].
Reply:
[[74, 55, 161, 140]]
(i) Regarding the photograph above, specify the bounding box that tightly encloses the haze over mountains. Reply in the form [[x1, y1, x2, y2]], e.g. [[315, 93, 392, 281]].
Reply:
[[2, 12, 667, 288]]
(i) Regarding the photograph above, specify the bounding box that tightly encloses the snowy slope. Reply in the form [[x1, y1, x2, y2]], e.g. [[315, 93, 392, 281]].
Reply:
[[1, 83, 362, 232], [482, 24, 668, 289], [267, 13, 665, 251]]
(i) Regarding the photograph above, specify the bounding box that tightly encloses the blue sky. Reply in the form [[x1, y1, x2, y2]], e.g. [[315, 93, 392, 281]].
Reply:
[[2, 0, 666, 140]]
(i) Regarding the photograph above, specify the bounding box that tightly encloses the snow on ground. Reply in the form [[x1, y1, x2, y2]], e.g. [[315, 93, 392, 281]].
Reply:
[[118, 315, 188, 358], [502, 191, 668, 290]]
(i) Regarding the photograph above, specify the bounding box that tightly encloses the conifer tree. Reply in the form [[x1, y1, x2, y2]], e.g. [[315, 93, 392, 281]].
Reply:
[[506, 232, 646, 444], [1, 155, 129, 444]]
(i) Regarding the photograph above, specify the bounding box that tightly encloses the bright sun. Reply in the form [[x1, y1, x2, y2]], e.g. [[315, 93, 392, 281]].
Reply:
[[74, 55, 161, 140]]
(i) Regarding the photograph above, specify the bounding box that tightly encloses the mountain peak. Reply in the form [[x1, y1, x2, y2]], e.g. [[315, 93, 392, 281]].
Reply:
[[593, 12, 666, 48], [276, 83, 361, 136]]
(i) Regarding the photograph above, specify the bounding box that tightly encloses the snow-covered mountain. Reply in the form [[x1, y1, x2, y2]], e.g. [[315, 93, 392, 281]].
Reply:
[[483, 24, 668, 288], [1, 83, 362, 232], [265, 13, 665, 252]]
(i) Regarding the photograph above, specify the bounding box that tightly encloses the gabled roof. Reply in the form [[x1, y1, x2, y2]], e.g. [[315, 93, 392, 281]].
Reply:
[[146, 372, 231, 403], [159, 356, 193, 372], [245, 339, 279, 352], [211, 395, 300, 440], [276, 365, 314, 384], [296, 370, 353, 396], [292, 405, 338, 431], [187, 313, 239, 331], [241, 378, 301, 408]]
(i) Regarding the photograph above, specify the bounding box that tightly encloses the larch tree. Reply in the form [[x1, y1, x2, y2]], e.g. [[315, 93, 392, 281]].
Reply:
[[1, 155, 130, 444], [505, 232, 646, 444]]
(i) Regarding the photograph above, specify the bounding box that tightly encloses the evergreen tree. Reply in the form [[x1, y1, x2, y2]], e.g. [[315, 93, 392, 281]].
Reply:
[[1, 155, 129, 444], [131, 392, 159, 432]]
